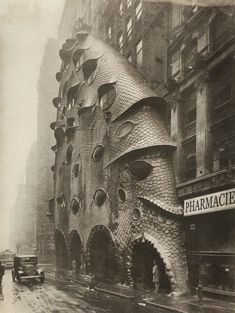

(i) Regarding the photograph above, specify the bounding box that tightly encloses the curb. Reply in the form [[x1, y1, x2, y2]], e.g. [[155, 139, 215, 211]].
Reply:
[[50, 271, 191, 312], [46, 271, 233, 313]]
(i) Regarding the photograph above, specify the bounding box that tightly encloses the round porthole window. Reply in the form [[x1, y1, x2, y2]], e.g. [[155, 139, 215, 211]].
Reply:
[[116, 121, 136, 138], [92, 145, 104, 162], [118, 188, 126, 202], [129, 161, 152, 180], [94, 189, 106, 206], [132, 209, 141, 221], [71, 198, 80, 215]]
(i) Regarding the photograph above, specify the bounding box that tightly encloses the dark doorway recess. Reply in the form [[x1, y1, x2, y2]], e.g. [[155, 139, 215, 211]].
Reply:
[[89, 230, 118, 282], [69, 231, 82, 273], [55, 230, 69, 271], [132, 241, 170, 293]]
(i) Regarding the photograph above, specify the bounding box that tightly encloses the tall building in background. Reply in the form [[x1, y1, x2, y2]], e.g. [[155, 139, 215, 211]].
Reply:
[[36, 38, 60, 264], [36, 0, 85, 264], [10, 143, 37, 253]]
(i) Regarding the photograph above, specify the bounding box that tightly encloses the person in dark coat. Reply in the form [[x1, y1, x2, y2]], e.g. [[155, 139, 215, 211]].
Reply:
[[0, 261, 5, 286]]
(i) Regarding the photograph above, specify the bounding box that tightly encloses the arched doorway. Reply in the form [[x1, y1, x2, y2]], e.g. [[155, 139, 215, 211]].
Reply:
[[68, 230, 83, 273], [86, 225, 119, 282], [55, 229, 69, 271], [132, 240, 171, 293]]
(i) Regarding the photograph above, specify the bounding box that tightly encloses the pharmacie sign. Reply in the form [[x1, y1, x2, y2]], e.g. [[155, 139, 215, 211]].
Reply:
[[184, 188, 235, 216]]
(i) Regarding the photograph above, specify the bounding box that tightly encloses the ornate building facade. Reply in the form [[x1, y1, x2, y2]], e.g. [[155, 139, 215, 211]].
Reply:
[[52, 31, 188, 294], [51, 0, 235, 297]]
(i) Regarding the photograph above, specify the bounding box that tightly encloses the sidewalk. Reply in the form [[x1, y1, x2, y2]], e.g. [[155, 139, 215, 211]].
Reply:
[[42, 264, 235, 313]]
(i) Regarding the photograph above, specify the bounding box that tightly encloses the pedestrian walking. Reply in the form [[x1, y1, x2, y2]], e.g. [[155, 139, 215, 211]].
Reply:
[[71, 259, 77, 274], [152, 260, 159, 293], [0, 261, 5, 286]]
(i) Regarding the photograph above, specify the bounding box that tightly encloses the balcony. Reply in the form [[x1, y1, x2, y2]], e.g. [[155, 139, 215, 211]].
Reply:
[[177, 166, 235, 198]]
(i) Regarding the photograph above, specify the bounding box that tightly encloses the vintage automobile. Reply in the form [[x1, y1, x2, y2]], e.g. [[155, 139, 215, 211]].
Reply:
[[12, 254, 45, 284]]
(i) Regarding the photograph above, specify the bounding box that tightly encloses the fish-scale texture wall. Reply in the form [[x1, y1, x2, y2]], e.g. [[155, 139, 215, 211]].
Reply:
[[53, 32, 188, 294]]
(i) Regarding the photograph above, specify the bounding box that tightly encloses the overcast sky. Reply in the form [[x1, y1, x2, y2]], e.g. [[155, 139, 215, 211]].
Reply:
[[0, 0, 65, 251]]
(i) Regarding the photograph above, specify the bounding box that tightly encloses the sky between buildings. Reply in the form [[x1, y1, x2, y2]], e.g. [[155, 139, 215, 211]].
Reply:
[[0, 0, 65, 251]]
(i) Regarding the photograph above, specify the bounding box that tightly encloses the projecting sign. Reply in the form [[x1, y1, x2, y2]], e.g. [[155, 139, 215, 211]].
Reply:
[[184, 188, 235, 216]]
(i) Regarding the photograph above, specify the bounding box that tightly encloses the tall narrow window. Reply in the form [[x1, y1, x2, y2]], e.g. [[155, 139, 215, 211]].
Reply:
[[182, 39, 197, 76], [170, 49, 180, 78], [119, 1, 123, 16], [136, 39, 143, 70], [136, 1, 142, 21], [107, 25, 112, 40], [183, 139, 196, 181], [182, 87, 196, 127], [118, 32, 123, 54], [126, 16, 132, 42]]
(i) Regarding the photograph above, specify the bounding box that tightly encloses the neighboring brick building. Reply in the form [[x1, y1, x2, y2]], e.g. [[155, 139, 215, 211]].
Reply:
[[166, 3, 235, 296]]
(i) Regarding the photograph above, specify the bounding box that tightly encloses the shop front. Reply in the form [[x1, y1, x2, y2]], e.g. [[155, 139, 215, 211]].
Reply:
[[184, 188, 235, 297]]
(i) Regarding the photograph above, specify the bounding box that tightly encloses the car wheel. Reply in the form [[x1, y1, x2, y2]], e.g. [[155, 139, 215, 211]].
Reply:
[[12, 271, 15, 282]]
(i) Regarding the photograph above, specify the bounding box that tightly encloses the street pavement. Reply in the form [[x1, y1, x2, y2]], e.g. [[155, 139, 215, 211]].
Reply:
[[0, 270, 169, 313], [1, 269, 235, 313]]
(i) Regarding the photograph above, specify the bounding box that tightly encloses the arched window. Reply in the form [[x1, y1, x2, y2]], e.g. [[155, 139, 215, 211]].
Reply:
[[67, 85, 80, 108], [70, 198, 80, 215], [66, 144, 73, 164], [98, 84, 116, 110], [82, 59, 98, 85]]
